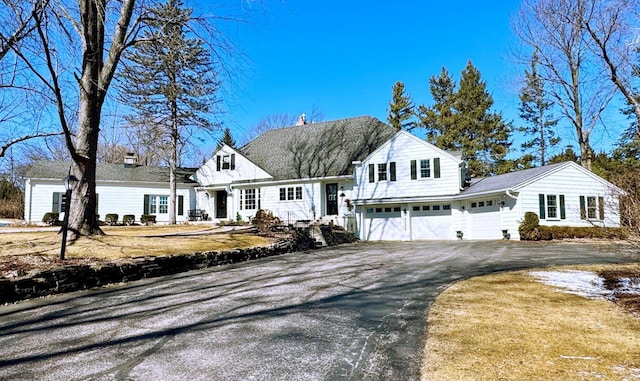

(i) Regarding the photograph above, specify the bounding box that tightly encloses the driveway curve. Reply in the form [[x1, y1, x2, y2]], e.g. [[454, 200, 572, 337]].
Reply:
[[0, 241, 633, 380]]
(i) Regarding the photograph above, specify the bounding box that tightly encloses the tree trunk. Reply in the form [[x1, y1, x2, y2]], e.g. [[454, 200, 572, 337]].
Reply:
[[67, 0, 106, 239], [169, 101, 178, 224]]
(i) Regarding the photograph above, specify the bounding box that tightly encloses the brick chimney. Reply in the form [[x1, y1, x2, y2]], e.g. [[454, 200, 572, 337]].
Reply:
[[123, 152, 137, 168], [296, 113, 307, 126]]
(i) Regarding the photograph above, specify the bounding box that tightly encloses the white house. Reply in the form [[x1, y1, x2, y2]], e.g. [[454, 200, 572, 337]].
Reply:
[[23, 116, 622, 240]]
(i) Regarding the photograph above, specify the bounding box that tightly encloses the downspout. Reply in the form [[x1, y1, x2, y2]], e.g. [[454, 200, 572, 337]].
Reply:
[[505, 189, 517, 200]]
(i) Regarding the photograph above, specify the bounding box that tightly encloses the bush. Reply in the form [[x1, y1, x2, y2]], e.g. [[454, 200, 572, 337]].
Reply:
[[252, 209, 281, 233], [42, 212, 60, 226], [518, 212, 541, 240], [105, 213, 118, 225], [141, 214, 156, 225], [123, 214, 135, 225]]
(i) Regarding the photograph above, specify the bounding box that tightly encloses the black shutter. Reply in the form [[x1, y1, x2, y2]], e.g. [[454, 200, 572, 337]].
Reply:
[[598, 196, 605, 220], [579, 196, 586, 220], [410, 160, 417, 180], [368, 164, 375, 183], [434, 158, 441, 178], [390, 162, 396, 182], [559, 194, 565, 219], [52, 192, 60, 212], [144, 194, 150, 214], [231, 154, 236, 170], [178, 195, 184, 216], [538, 194, 546, 219], [216, 155, 221, 171]]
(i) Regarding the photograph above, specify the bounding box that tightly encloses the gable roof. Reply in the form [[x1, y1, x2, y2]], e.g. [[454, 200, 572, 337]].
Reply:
[[461, 161, 615, 196], [362, 130, 464, 165], [25, 161, 198, 184], [239, 116, 396, 180]]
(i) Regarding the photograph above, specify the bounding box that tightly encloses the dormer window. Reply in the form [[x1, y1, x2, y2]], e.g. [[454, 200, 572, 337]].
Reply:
[[216, 153, 235, 171]]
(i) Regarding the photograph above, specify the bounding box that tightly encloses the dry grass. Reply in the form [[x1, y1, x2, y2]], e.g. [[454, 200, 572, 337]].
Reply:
[[0, 225, 272, 259], [421, 265, 640, 381]]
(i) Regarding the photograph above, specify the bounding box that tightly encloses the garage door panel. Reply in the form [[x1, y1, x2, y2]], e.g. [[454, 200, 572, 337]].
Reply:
[[363, 210, 402, 241], [468, 206, 501, 239]]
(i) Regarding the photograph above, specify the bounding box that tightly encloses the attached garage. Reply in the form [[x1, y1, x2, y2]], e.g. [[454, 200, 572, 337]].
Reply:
[[410, 204, 453, 240], [361, 205, 404, 241], [466, 199, 502, 239]]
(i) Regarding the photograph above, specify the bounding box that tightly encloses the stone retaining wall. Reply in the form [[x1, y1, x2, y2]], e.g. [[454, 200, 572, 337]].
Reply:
[[0, 229, 324, 304]]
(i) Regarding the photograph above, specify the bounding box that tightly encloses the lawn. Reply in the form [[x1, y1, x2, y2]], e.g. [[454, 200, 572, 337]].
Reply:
[[421, 264, 640, 381], [0, 225, 274, 278]]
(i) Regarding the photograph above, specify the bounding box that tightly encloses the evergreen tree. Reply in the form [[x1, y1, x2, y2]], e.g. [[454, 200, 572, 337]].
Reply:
[[420, 61, 511, 177], [119, 0, 220, 224], [216, 127, 236, 150], [387, 81, 416, 130], [418, 67, 457, 147], [518, 52, 560, 166]]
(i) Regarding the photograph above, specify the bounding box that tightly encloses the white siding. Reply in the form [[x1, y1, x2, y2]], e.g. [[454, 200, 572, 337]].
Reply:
[[516, 165, 620, 228], [355, 132, 461, 201], [195, 145, 272, 186], [25, 180, 196, 224]]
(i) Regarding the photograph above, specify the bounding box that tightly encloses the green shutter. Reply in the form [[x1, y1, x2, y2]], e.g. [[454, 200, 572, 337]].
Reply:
[[559, 194, 565, 219], [144, 194, 150, 214], [368, 164, 375, 183], [538, 194, 546, 219], [598, 196, 605, 220], [434, 158, 441, 178], [410, 160, 417, 180], [231, 154, 236, 170], [52, 192, 60, 212], [178, 195, 184, 215], [579, 196, 586, 220], [390, 162, 396, 182]]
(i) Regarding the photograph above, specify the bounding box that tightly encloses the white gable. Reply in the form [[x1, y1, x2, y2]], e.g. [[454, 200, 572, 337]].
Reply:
[[195, 145, 272, 186], [355, 131, 463, 201]]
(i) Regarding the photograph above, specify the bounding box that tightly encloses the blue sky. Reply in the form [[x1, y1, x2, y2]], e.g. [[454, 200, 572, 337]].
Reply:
[[206, 1, 622, 156]]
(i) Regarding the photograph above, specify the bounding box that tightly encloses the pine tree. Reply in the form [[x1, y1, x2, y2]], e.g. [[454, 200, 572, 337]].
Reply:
[[418, 68, 457, 147], [419, 62, 512, 177], [119, 0, 220, 224], [216, 127, 236, 150], [387, 81, 416, 130], [453, 61, 512, 177], [518, 52, 559, 166]]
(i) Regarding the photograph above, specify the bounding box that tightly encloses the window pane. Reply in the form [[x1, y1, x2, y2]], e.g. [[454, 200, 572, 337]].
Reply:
[[420, 159, 430, 178], [587, 196, 596, 219], [547, 195, 557, 218], [287, 187, 294, 200], [150, 195, 157, 214], [295, 187, 303, 200], [159, 195, 168, 214], [245, 189, 256, 209], [378, 163, 387, 181], [279, 188, 286, 201], [222, 155, 230, 169]]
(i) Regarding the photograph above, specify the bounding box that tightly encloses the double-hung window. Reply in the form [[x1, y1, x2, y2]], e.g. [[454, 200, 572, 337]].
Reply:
[[538, 193, 565, 220], [144, 194, 183, 215], [368, 162, 396, 182], [579, 195, 605, 220], [411, 158, 441, 180], [240, 188, 261, 210], [279, 186, 303, 201], [216, 153, 236, 171]]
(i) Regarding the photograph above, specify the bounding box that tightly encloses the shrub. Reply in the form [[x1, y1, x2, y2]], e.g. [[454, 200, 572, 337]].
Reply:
[[105, 213, 118, 225], [252, 209, 281, 233], [141, 214, 156, 225], [123, 214, 135, 225], [42, 212, 60, 226], [518, 212, 540, 240]]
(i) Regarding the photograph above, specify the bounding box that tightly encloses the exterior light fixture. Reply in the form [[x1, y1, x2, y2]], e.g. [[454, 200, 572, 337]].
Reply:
[[60, 172, 79, 260]]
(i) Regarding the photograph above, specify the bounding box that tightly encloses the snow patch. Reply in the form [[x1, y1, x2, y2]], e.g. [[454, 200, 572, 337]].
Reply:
[[530, 270, 614, 300]]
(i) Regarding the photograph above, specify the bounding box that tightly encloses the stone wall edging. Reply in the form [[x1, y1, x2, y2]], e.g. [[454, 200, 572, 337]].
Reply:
[[1, 229, 324, 304]]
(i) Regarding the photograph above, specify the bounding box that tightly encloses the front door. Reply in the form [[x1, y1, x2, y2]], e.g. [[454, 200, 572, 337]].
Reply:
[[216, 190, 227, 219], [326, 183, 338, 215]]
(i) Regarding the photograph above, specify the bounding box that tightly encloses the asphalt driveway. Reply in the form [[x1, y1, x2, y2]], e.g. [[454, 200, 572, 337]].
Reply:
[[0, 240, 634, 380]]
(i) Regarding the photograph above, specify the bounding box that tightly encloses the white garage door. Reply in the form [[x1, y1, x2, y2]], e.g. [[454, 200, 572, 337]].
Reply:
[[410, 204, 453, 240], [362, 206, 403, 241], [467, 199, 502, 239]]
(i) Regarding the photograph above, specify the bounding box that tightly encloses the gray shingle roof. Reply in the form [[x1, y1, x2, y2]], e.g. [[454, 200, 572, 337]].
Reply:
[[25, 161, 198, 184], [461, 162, 569, 195], [239, 116, 396, 180]]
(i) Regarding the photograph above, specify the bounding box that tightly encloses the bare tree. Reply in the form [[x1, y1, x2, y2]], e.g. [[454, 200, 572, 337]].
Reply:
[[579, 0, 640, 136], [514, 0, 616, 170], [242, 108, 325, 145]]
